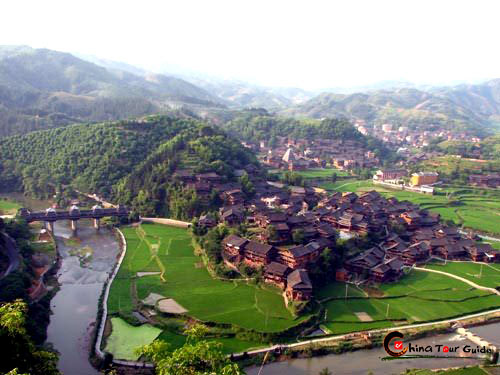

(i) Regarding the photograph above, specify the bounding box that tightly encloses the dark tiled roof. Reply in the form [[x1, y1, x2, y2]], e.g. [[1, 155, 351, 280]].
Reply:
[[274, 222, 290, 231], [246, 241, 274, 255], [268, 212, 287, 222], [287, 269, 312, 289], [222, 234, 247, 248], [265, 262, 290, 276], [288, 246, 313, 258]]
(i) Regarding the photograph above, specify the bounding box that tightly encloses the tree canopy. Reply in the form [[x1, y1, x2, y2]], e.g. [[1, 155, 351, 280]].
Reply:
[[137, 324, 244, 375], [0, 300, 59, 375]]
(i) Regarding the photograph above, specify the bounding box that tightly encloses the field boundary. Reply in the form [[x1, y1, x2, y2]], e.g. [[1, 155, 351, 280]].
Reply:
[[95, 228, 128, 359], [233, 309, 500, 357], [140, 217, 192, 228]]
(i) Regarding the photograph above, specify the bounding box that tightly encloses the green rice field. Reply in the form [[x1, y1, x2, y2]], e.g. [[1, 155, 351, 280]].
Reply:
[[108, 223, 311, 334], [424, 261, 500, 289], [106, 318, 263, 360], [318, 269, 500, 335]]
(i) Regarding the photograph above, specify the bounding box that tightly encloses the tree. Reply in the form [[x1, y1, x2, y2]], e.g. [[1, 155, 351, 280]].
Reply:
[[137, 324, 244, 375], [292, 228, 305, 245], [0, 300, 59, 375], [266, 225, 279, 242], [239, 172, 255, 198]]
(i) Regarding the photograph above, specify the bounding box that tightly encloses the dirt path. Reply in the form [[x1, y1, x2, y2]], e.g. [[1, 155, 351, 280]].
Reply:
[[414, 267, 499, 296]]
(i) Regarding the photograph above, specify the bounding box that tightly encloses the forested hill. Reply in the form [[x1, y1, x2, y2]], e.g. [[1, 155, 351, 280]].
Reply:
[[221, 113, 397, 162], [0, 45, 224, 138], [0, 115, 258, 216]]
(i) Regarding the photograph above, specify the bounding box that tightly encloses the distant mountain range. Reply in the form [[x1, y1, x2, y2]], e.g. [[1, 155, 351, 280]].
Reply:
[[0, 45, 224, 137]]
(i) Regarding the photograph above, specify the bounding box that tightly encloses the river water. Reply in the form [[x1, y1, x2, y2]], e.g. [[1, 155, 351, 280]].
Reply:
[[247, 330, 491, 375], [46, 220, 120, 375]]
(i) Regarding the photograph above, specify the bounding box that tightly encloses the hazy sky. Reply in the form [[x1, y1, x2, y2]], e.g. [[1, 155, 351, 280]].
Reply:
[[1, 0, 499, 89]]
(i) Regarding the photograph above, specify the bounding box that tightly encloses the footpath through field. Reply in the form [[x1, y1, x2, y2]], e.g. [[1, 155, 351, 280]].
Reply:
[[414, 266, 500, 296]]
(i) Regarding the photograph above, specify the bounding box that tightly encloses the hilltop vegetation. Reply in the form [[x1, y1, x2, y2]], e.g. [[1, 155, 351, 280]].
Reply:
[[423, 133, 500, 160], [221, 113, 398, 162], [282, 80, 500, 136], [0, 115, 258, 217]]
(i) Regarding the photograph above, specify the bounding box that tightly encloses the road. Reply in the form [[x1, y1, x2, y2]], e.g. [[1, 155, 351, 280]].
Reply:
[[74, 190, 117, 208], [236, 308, 500, 357], [459, 229, 500, 242], [0, 233, 20, 279]]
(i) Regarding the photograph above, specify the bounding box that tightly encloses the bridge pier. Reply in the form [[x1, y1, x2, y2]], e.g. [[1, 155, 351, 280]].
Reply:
[[45, 221, 55, 235], [70, 220, 78, 236], [93, 218, 100, 231]]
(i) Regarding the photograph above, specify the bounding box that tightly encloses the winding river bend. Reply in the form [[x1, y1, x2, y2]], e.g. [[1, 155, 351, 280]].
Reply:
[[46, 220, 119, 375]]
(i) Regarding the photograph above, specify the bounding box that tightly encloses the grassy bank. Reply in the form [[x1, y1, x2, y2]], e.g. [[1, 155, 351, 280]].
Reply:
[[0, 198, 21, 215]]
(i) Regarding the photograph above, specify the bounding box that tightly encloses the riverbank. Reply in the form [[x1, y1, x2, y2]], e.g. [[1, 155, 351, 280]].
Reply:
[[236, 310, 500, 369], [244, 320, 500, 375]]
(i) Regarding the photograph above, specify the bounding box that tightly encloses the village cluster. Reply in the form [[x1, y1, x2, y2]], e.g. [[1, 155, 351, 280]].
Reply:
[[353, 120, 481, 150], [180, 167, 499, 303], [258, 138, 379, 171]]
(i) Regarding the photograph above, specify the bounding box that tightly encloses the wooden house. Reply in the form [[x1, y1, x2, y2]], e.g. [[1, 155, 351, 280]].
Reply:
[[286, 269, 313, 301], [221, 189, 244, 205], [402, 241, 430, 265], [222, 235, 248, 257], [221, 209, 244, 226], [199, 215, 217, 228], [264, 262, 291, 289], [196, 172, 222, 183], [369, 258, 404, 282], [277, 246, 315, 269], [244, 241, 276, 266], [344, 248, 385, 275]]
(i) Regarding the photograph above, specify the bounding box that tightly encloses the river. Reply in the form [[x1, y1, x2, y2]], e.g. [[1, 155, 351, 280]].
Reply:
[[45, 219, 120, 375], [1, 194, 120, 374]]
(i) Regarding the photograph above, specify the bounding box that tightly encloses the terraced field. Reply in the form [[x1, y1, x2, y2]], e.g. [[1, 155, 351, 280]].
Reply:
[[318, 269, 499, 334]]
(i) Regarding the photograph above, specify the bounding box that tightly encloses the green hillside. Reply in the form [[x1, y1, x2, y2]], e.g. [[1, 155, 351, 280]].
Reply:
[[0, 115, 258, 217], [283, 81, 500, 136], [221, 113, 397, 162]]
